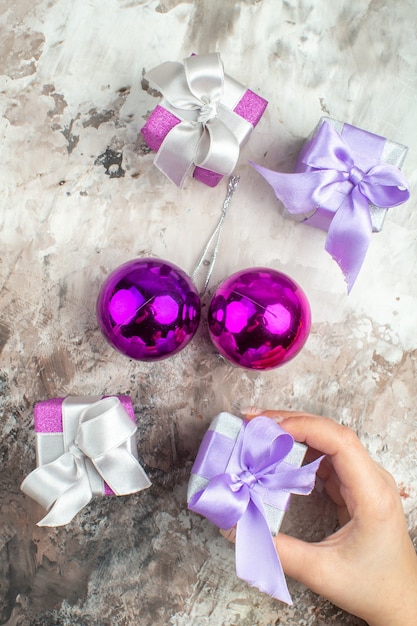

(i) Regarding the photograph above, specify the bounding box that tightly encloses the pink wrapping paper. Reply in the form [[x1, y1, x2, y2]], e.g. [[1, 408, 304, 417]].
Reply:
[[34, 395, 136, 496], [142, 87, 267, 187]]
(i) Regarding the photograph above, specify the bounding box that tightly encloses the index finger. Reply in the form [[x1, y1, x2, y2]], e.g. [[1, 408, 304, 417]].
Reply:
[[246, 410, 379, 506]]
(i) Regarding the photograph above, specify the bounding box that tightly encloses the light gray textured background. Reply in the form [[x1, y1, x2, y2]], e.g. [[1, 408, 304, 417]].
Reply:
[[1, 1, 416, 624]]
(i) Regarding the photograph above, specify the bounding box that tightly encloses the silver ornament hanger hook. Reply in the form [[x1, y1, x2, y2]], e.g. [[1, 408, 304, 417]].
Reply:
[[192, 175, 240, 297]]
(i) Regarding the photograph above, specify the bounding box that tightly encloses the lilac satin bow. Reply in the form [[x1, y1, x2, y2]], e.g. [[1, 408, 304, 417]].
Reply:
[[188, 416, 323, 604], [251, 121, 410, 292]]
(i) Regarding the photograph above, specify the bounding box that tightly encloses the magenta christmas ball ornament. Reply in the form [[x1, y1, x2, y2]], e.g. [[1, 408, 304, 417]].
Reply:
[[208, 267, 311, 370], [96, 258, 201, 361]]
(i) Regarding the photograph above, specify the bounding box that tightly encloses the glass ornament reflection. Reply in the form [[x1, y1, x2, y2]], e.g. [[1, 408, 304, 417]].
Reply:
[[208, 267, 311, 370], [97, 258, 201, 361]]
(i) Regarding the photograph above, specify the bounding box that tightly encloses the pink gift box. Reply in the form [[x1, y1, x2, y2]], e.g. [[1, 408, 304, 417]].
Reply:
[[142, 59, 268, 187], [34, 395, 137, 496]]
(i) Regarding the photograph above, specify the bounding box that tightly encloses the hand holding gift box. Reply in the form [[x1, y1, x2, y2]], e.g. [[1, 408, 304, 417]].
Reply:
[[187, 413, 323, 604], [142, 52, 267, 187], [251, 118, 410, 292], [21, 395, 151, 527]]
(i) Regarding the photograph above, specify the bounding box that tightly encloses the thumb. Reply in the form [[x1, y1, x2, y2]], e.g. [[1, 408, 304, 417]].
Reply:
[[274, 533, 324, 593]]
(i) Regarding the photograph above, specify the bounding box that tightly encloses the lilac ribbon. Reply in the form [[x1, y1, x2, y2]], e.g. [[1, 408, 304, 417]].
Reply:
[[188, 417, 323, 604], [251, 121, 410, 292]]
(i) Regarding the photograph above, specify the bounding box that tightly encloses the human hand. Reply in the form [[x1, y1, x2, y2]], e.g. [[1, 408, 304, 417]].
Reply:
[[222, 410, 417, 626]]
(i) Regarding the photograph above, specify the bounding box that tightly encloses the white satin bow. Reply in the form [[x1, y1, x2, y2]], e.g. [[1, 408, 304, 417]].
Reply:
[[21, 396, 151, 526], [145, 53, 253, 186]]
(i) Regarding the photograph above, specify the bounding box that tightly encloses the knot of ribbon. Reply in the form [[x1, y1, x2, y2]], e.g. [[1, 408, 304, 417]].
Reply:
[[349, 164, 365, 186], [21, 397, 151, 527], [145, 53, 253, 187], [197, 98, 218, 124], [68, 441, 85, 461], [231, 469, 258, 491], [251, 121, 410, 292], [188, 417, 323, 604]]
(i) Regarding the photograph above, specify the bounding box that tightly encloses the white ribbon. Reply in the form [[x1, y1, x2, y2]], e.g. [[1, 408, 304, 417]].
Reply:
[[21, 396, 151, 526], [145, 53, 254, 187]]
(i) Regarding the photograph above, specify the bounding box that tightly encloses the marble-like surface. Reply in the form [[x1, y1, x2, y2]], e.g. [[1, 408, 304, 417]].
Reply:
[[1, 1, 416, 624]]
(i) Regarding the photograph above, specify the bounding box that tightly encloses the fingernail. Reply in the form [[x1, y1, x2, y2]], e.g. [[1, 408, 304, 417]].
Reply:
[[240, 406, 263, 416]]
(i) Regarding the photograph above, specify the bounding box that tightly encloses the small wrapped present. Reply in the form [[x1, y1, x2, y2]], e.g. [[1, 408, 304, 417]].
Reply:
[[21, 395, 151, 526], [187, 412, 323, 604], [142, 52, 268, 187], [251, 117, 410, 292]]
